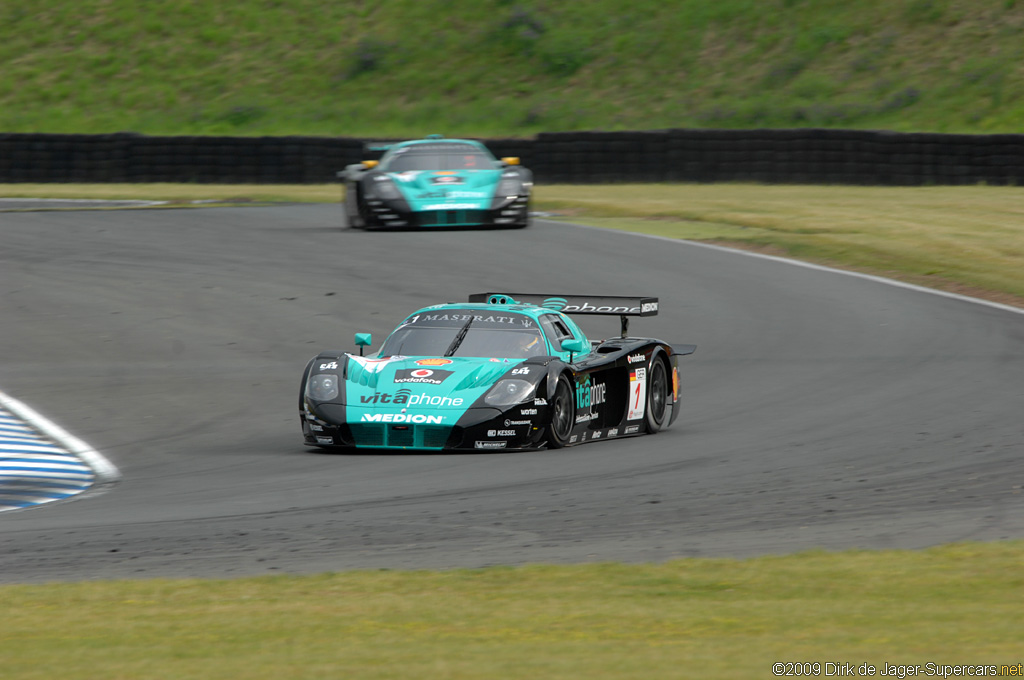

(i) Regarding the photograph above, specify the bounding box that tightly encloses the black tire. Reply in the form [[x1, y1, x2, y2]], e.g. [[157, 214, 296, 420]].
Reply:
[[547, 374, 575, 448], [645, 358, 669, 433]]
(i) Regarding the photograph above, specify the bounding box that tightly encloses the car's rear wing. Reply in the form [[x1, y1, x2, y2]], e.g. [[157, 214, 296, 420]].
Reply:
[[360, 141, 399, 158], [469, 293, 658, 337]]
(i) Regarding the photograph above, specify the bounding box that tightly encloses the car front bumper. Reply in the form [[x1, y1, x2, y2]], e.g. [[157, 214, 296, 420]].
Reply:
[[362, 195, 530, 229], [301, 402, 547, 451]]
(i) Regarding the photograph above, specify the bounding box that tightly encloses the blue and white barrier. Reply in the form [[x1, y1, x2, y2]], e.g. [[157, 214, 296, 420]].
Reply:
[[0, 390, 120, 513]]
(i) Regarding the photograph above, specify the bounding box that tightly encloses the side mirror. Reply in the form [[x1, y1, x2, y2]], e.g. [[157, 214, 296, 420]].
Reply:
[[561, 338, 586, 352], [500, 157, 520, 166], [560, 338, 586, 360], [354, 332, 372, 356], [362, 160, 379, 169]]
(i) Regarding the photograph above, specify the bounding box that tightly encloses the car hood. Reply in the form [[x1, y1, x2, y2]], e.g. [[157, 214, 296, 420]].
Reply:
[[385, 169, 501, 210], [345, 355, 524, 420]]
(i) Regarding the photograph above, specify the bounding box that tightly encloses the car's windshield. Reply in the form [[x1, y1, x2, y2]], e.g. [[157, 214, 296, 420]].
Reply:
[[379, 311, 546, 359], [384, 145, 495, 172]]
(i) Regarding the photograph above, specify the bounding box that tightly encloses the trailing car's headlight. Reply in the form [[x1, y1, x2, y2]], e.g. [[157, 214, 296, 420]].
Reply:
[[497, 175, 523, 197], [307, 374, 339, 401], [371, 177, 401, 200], [484, 379, 536, 407]]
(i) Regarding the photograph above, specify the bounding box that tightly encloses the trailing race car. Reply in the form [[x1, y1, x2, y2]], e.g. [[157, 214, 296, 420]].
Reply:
[[299, 293, 695, 451], [339, 135, 532, 230]]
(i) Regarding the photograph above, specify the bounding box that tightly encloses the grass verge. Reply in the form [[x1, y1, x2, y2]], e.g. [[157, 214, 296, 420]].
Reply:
[[3, 543, 1023, 680], [536, 183, 1024, 309]]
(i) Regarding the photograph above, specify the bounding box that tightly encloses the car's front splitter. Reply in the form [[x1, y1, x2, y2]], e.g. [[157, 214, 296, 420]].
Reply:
[[302, 402, 548, 451], [361, 196, 530, 229]]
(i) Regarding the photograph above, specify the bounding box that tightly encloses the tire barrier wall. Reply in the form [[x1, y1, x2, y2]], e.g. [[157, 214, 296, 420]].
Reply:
[[1, 129, 1022, 185], [0, 133, 365, 184]]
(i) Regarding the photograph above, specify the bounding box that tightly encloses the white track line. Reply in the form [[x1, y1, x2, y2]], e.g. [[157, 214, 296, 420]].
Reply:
[[561, 221, 1024, 317]]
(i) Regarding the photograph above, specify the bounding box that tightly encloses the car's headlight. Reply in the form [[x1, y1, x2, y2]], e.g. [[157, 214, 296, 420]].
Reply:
[[371, 177, 401, 200], [307, 374, 340, 401], [484, 379, 536, 407], [497, 175, 523, 197]]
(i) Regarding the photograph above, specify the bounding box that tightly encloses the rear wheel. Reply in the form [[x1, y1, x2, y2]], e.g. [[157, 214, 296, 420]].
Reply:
[[645, 358, 669, 433], [547, 374, 575, 448]]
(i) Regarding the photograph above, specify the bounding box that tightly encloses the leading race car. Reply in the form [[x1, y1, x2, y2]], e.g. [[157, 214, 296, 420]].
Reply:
[[339, 135, 532, 230], [299, 293, 696, 451]]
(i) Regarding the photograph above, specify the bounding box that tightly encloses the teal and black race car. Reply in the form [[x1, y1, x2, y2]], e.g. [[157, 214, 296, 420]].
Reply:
[[299, 294, 696, 451], [339, 136, 532, 230]]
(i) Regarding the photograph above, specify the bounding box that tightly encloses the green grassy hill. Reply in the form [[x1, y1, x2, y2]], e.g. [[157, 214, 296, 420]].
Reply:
[[2, 0, 1022, 137]]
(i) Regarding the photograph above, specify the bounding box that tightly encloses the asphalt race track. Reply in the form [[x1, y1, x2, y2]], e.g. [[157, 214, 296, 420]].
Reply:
[[1, 204, 1022, 583]]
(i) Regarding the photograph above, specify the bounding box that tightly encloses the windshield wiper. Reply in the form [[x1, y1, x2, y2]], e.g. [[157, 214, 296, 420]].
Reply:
[[444, 316, 474, 357]]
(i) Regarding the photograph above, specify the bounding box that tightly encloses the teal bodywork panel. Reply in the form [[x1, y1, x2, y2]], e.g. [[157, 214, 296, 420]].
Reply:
[[344, 355, 519, 428], [388, 168, 500, 212]]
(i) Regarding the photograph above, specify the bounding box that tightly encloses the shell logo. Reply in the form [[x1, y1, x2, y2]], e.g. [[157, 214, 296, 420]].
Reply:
[[415, 358, 453, 366]]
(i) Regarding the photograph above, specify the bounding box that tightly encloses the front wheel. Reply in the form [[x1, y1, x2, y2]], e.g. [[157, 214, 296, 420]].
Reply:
[[645, 358, 669, 433], [547, 374, 575, 448]]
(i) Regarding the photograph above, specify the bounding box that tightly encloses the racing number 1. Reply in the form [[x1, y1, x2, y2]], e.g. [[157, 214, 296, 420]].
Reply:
[[627, 368, 646, 420]]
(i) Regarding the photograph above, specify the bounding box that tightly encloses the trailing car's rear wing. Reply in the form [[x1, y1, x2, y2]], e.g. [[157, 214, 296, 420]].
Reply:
[[360, 141, 399, 159], [362, 135, 445, 155], [469, 293, 658, 337]]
